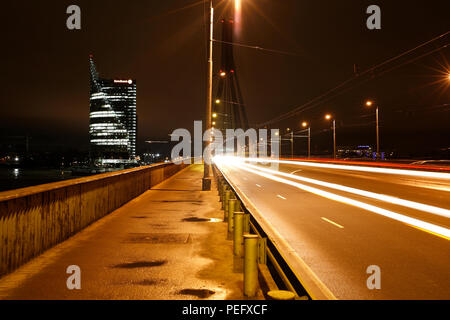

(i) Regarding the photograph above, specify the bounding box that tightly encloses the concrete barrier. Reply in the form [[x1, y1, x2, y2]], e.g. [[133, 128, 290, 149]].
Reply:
[[0, 162, 189, 277]]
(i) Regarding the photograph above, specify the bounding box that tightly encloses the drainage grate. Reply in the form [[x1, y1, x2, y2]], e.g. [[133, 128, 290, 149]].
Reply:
[[124, 233, 191, 244]]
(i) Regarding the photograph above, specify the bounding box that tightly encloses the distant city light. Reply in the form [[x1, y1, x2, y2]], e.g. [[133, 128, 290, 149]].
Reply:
[[325, 114, 332, 120], [366, 100, 373, 107], [302, 122, 308, 128]]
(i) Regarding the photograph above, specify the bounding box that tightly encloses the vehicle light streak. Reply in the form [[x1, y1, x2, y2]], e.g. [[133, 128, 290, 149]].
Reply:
[[241, 162, 450, 219], [214, 158, 450, 240], [240, 157, 450, 180]]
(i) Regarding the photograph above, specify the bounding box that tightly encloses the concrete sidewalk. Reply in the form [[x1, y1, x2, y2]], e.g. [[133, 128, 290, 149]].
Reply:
[[0, 165, 264, 300]]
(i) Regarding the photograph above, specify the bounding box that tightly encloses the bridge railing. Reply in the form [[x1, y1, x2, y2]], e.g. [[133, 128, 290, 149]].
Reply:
[[0, 162, 189, 277], [213, 163, 337, 300]]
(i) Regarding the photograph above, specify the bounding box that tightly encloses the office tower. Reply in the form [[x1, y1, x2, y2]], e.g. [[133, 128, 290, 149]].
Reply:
[[89, 56, 137, 165]]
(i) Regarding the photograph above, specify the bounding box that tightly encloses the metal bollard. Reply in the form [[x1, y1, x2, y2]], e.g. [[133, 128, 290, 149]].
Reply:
[[223, 190, 231, 216], [235, 200, 242, 212], [267, 290, 296, 300], [228, 199, 237, 233], [218, 179, 223, 198], [221, 185, 229, 206], [243, 213, 250, 233], [244, 234, 259, 297], [233, 212, 244, 256]]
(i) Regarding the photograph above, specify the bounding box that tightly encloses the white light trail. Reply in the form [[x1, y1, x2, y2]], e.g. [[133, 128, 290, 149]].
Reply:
[[242, 162, 450, 219], [241, 157, 450, 180], [214, 158, 450, 240]]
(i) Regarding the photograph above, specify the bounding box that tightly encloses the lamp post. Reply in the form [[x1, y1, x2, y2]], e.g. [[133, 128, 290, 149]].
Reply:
[[302, 121, 311, 158], [366, 100, 380, 158], [202, 0, 214, 191], [325, 114, 336, 159], [286, 128, 294, 159], [274, 131, 280, 157]]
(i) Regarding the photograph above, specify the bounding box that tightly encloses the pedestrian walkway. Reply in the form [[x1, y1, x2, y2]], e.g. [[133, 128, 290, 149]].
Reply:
[[0, 164, 264, 300]]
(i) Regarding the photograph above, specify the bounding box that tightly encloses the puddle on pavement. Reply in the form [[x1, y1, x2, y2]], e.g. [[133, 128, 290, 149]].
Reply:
[[151, 200, 203, 203], [182, 217, 222, 223], [124, 233, 191, 244], [177, 289, 215, 299], [112, 260, 167, 269], [182, 217, 209, 222], [136, 279, 159, 286]]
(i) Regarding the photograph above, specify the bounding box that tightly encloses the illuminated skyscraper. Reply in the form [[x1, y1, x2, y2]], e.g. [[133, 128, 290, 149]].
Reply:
[[89, 56, 137, 165]]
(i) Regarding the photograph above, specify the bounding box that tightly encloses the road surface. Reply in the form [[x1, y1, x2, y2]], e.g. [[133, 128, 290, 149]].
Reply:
[[215, 157, 450, 299]]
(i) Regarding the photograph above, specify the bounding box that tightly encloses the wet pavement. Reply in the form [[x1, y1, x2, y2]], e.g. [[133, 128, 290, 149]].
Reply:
[[0, 164, 264, 300]]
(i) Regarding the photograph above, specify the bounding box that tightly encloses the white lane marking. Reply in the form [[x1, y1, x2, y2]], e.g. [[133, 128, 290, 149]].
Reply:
[[242, 162, 450, 219], [291, 169, 303, 174], [256, 184, 261, 188], [221, 156, 450, 180], [277, 194, 287, 200], [226, 163, 450, 240], [321, 217, 344, 229]]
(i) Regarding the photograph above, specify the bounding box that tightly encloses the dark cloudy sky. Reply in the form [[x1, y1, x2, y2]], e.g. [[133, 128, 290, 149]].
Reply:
[[0, 1, 448, 155]]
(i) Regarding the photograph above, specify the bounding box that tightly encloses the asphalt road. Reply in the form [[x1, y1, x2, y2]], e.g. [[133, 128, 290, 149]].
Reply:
[[215, 157, 450, 299]]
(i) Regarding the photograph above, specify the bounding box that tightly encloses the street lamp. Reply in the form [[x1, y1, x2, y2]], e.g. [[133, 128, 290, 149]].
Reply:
[[365, 100, 380, 158], [202, 0, 214, 191], [325, 114, 336, 159], [274, 131, 281, 157], [215, 99, 221, 104], [287, 128, 294, 158], [301, 122, 311, 158]]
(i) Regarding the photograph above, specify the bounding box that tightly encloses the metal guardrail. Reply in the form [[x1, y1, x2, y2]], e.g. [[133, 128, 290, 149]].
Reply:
[[213, 163, 337, 300]]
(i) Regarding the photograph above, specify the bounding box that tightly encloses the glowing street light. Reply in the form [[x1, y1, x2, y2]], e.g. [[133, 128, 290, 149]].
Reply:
[[212, 113, 217, 118], [215, 99, 221, 104], [325, 114, 336, 159], [301, 121, 311, 158], [219, 71, 226, 77], [365, 100, 380, 157]]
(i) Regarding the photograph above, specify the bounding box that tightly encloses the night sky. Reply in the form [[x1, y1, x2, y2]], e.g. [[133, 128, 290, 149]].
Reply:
[[0, 1, 449, 156]]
